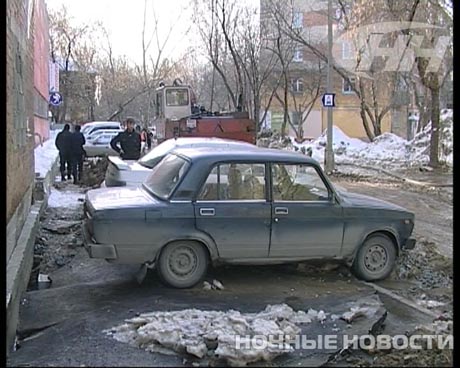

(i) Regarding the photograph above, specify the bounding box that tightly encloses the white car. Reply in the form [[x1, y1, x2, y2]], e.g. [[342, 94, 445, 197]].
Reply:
[[84, 131, 121, 157], [103, 137, 257, 187], [85, 128, 123, 143], [81, 121, 122, 137]]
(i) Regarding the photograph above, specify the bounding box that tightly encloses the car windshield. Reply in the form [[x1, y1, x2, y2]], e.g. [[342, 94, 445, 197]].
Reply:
[[138, 139, 178, 168], [142, 153, 190, 200]]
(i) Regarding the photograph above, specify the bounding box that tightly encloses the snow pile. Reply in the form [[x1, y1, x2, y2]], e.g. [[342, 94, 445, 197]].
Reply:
[[287, 110, 453, 168], [351, 133, 410, 163], [439, 109, 453, 165], [34, 131, 59, 178], [47, 188, 85, 209], [316, 126, 367, 152], [105, 304, 327, 366], [407, 110, 453, 166]]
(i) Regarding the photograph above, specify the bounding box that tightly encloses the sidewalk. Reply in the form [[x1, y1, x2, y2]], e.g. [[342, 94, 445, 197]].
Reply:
[[6, 131, 60, 354]]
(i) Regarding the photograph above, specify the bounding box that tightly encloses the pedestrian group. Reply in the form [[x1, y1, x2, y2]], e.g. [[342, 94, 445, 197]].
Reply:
[[55, 118, 153, 185]]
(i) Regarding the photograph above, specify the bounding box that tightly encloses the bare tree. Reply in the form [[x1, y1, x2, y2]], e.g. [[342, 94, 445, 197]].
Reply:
[[49, 5, 92, 122], [264, 0, 424, 141], [193, 0, 249, 111], [236, 5, 281, 129], [391, 0, 453, 166]]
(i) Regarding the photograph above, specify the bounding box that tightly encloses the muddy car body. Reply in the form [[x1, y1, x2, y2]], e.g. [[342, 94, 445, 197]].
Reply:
[[83, 148, 415, 288]]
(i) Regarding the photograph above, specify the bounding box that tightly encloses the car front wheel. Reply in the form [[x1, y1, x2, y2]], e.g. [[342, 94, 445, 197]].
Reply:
[[352, 234, 397, 281], [157, 241, 208, 288]]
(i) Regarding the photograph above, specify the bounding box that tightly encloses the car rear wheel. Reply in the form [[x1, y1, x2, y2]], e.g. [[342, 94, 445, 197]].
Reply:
[[352, 234, 397, 281], [157, 241, 208, 288]]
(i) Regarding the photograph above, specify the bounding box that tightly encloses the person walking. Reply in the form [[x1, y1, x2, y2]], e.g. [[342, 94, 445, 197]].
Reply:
[[146, 129, 152, 151], [110, 118, 141, 160], [140, 128, 151, 154], [70, 125, 86, 184], [55, 123, 73, 181]]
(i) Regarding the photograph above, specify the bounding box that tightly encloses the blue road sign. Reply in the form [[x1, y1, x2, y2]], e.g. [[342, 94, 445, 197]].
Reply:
[[322, 93, 335, 107], [49, 92, 63, 106]]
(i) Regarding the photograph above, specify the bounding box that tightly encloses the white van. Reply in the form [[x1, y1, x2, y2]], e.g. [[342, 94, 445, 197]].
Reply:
[[81, 121, 122, 137]]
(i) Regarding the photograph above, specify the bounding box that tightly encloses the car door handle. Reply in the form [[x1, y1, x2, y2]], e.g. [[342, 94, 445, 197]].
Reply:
[[274, 207, 289, 215], [199, 208, 215, 216]]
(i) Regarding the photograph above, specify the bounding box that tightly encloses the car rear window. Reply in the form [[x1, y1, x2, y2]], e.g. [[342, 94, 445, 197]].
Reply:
[[142, 153, 190, 199], [138, 139, 178, 168]]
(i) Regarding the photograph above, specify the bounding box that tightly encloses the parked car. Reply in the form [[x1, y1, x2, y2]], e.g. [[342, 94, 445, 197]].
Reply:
[[104, 137, 257, 187], [83, 131, 120, 157], [86, 128, 123, 143], [81, 121, 122, 138], [83, 147, 416, 288]]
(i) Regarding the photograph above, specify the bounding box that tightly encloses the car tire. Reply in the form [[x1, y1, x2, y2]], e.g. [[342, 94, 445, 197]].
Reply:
[[157, 241, 208, 288], [352, 234, 397, 281]]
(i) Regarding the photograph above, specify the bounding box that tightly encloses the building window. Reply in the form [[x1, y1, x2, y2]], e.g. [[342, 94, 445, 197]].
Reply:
[[342, 41, 354, 60], [342, 77, 355, 94], [293, 47, 303, 62], [293, 11, 303, 29], [291, 78, 304, 93]]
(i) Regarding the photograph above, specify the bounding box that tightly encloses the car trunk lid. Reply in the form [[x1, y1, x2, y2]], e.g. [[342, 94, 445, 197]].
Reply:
[[86, 187, 158, 212]]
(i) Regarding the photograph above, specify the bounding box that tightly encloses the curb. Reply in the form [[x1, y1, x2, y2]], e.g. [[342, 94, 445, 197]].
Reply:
[[6, 198, 48, 355], [6, 144, 60, 356]]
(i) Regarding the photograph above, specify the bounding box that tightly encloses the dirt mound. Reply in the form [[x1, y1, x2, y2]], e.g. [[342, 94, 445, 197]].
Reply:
[[394, 240, 452, 289], [81, 158, 108, 188]]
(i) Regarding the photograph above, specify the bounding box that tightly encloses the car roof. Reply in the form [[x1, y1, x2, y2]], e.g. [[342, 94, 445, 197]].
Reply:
[[87, 128, 122, 133], [83, 121, 120, 126], [172, 146, 320, 165], [168, 137, 254, 146]]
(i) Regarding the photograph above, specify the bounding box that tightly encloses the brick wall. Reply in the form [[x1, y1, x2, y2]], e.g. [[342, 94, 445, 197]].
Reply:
[[7, 0, 36, 223], [33, 0, 50, 145]]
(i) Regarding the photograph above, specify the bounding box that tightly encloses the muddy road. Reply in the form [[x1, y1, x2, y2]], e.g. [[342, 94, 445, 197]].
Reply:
[[7, 161, 453, 367], [332, 172, 453, 259]]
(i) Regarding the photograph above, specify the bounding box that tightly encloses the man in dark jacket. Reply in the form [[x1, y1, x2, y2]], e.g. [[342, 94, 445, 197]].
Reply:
[[110, 118, 141, 160], [70, 125, 86, 184], [55, 124, 73, 181]]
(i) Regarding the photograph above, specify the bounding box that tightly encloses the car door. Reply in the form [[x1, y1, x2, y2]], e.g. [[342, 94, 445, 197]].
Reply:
[[269, 163, 344, 258], [194, 162, 271, 259]]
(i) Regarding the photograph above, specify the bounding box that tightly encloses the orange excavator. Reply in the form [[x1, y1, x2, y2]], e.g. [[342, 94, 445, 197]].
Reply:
[[152, 80, 256, 144]]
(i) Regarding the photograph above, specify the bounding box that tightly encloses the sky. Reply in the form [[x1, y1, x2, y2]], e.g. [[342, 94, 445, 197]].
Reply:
[[45, 0, 197, 65]]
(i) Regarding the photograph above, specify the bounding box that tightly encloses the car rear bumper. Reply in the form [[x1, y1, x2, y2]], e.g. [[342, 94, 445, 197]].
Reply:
[[402, 237, 416, 250], [82, 221, 118, 259]]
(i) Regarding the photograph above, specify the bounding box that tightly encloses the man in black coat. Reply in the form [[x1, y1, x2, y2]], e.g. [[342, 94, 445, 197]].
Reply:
[[55, 124, 73, 181], [110, 118, 141, 160], [70, 125, 86, 184]]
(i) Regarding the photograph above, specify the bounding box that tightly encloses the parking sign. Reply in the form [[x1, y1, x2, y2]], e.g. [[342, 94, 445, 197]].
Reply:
[[322, 93, 335, 107]]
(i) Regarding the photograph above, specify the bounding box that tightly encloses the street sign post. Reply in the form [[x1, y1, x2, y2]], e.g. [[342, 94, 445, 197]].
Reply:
[[322, 93, 336, 108], [49, 91, 63, 106]]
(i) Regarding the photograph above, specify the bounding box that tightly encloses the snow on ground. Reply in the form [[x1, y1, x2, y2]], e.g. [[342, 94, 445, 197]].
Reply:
[[105, 299, 382, 366], [47, 187, 85, 209], [34, 130, 59, 178], [286, 109, 453, 169], [106, 304, 321, 366]]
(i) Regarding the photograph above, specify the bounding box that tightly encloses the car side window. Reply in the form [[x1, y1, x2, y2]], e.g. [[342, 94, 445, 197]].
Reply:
[[198, 163, 266, 201], [272, 163, 330, 201], [94, 135, 111, 145]]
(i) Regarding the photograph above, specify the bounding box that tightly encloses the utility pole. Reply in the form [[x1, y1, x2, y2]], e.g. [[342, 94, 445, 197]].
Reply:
[[324, 0, 335, 173]]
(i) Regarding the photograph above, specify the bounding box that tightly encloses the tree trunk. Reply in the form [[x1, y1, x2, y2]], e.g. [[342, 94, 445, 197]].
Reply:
[[253, 96, 260, 131], [429, 86, 440, 167], [281, 82, 288, 137], [373, 117, 382, 136], [418, 108, 431, 133], [360, 106, 375, 141]]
